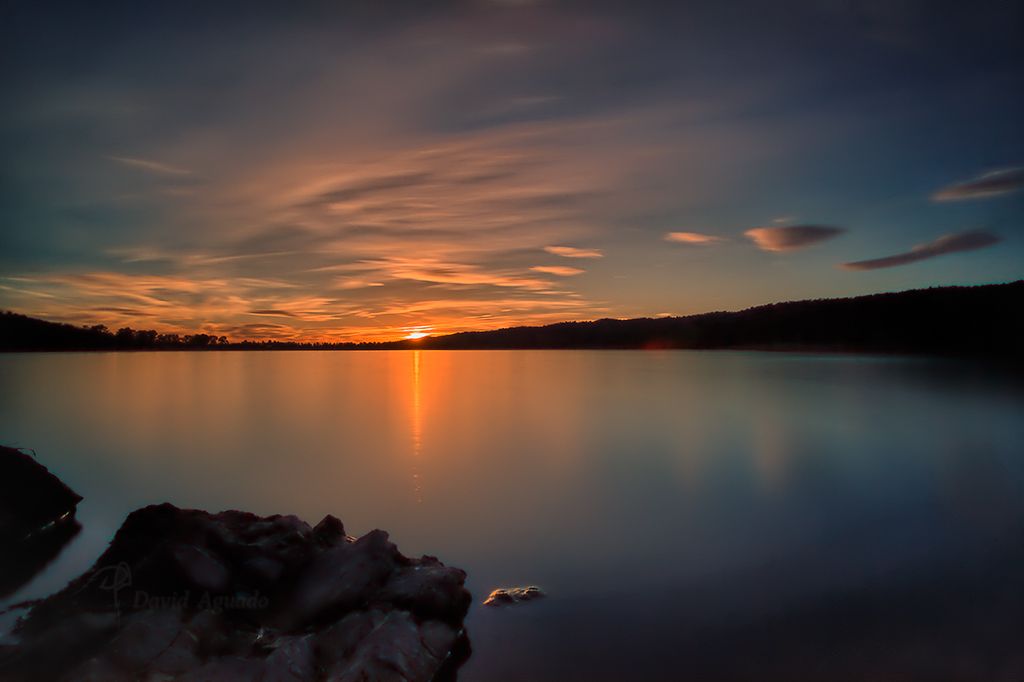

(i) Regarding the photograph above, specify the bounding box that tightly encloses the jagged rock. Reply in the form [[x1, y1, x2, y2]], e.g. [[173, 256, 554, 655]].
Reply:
[[149, 621, 203, 678], [171, 543, 231, 592], [0, 445, 82, 598], [314, 610, 385, 671], [483, 585, 546, 606], [175, 656, 265, 682], [379, 556, 472, 623], [262, 634, 316, 682], [0, 613, 118, 681], [312, 515, 347, 546], [102, 609, 185, 673], [323, 611, 457, 682], [0, 504, 471, 681], [0, 445, 82, 542], [285, 530, 399, 627]]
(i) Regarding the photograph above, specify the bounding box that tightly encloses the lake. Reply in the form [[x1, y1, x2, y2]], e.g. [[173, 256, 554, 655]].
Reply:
[[2, 350, 1023, 680]]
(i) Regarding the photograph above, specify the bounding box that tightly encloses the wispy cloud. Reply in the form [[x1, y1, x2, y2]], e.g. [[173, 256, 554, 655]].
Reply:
[[841, 229, 1001, 270], [745, 225, 845, 252], [109, 156, 192, 176], [334, 279, 385, 290], [664, 231, 725, 245], [932, 168, 1024, 202], [248, 309, 298, 317], [531, 265, 585, 276], [365, 257, 556, 291], [544, 246, 604, 259]]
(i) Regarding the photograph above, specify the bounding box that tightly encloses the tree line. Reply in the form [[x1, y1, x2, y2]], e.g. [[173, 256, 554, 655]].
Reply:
[[2, 280, 1021, 354]]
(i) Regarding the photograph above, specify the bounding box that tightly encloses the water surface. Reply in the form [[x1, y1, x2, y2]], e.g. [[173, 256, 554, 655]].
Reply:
[[2, 351, 1022, 679]]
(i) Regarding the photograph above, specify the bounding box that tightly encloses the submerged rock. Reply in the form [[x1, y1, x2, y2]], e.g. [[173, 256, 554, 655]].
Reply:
[[0, 445, 82, 598], [0, 503, 471, 681], [482, 586, 546, 607]]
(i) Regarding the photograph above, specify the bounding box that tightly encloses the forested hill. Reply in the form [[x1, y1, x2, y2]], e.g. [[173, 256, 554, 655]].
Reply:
[[393, 281, 1024, 354], [2, 281, 1021, 354]]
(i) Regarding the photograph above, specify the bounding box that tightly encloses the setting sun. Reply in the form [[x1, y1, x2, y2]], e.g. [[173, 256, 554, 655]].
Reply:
[[405, 331, 430, 340]]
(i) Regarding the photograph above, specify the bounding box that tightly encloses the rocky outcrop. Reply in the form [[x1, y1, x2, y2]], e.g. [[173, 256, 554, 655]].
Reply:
[[482, 586, 545, 607], [0, 445, 82, 598], [0, 445, 81, 543], [0, 504, 471, 681]]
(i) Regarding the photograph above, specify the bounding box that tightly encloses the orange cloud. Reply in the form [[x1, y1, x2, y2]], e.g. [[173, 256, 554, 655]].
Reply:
[[544, 245, 603, 258], [664, 231, 725, 245], [531, 265, 585, 276]]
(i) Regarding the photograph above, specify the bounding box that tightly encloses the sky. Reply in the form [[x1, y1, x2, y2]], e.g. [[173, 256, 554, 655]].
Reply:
[[1, 0, 1022, 341]]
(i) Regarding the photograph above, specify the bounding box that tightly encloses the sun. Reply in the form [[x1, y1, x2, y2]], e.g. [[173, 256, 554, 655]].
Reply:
[[404, 328, 431, 340]]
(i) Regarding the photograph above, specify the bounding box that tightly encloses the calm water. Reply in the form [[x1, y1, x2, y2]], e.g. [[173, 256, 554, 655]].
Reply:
[[2, 351, 1023, 680]]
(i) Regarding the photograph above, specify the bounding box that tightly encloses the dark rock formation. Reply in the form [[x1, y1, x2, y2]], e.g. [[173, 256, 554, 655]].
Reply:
[[0, 445, 82, 598], [482, 586, 545, 607], [0, 504, 471, 681], [0, 446, 82, 543]]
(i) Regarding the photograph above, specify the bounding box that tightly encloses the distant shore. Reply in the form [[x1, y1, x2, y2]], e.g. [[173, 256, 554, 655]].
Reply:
[[3, 281, 1022, 355]]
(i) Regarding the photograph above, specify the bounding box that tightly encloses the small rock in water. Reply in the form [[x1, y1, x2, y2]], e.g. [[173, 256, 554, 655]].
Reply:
[[483, 586, 545, 607]]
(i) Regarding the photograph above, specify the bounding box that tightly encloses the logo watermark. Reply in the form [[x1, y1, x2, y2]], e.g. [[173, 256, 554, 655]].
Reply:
[[91, 563, 268, 621]]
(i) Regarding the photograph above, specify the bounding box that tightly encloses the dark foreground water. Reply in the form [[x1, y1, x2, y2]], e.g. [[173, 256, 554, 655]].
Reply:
[[2, 350, 1023, 680]]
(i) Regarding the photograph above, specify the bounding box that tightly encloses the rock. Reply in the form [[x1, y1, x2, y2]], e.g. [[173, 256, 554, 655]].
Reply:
[[175, 656, 265, 682], [103, 609, 185, 673], [240, 555, 285, 587], [0, 445, 82, 542], [0, 503, 471, 682], [62, 609, 185, 680], [261, 635, 316, 682], [149, 622, 203, 678], [0, 445, 82, 598], [285, 529, 399, 627], [483, 585, 546, 606], [379, 556, 472, 624], [314, 610, 385, 671], [312, 515, 347, 546], [0, 612, 119, 681], [418, 619, 460, 661], [323, 611, 452, 682], [171, 543, 231, 593]]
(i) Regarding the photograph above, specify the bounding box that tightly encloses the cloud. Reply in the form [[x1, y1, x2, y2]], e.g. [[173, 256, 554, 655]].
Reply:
[[544, 246, 603, 258], [92, 306, 152, 316], [109, 156, 192, 176], [248, 309, 298, 317], [664, 231, 725, 245], [744, 225, 845, 252], [302, 172, 433, 207], [841, 229, 1001, 270], [361, 257, 556, 291], [932, 167, 1024, 201], [531, 265, 585, 276], [334, 279, 385, 290]]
